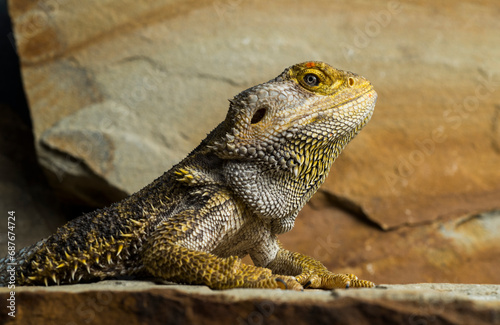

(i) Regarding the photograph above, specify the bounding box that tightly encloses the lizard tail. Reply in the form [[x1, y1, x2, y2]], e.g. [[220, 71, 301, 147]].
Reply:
[[0, 239, 47, 287]]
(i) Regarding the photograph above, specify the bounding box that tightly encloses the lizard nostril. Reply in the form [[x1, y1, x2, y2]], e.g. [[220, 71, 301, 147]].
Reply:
[[251, 108, 267, 124], [348, 77, 355, 87]]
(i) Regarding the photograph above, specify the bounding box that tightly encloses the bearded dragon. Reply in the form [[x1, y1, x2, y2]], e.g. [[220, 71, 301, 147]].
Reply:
[[0, 61, 377, 290]]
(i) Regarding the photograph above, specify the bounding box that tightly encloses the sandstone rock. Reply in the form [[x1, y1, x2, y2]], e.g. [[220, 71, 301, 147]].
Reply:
[[0, 281, 499, 324], [280, 192, 500, 285], [8, 0, 500, 220], [6, 0, 500, 285]]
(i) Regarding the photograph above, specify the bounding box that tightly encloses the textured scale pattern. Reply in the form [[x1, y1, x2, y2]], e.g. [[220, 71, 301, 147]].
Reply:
[[0, 61, 377, 290]]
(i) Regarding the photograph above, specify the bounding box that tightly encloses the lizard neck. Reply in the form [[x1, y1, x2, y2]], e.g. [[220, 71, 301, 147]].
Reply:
[[222, 138, 345, 234]]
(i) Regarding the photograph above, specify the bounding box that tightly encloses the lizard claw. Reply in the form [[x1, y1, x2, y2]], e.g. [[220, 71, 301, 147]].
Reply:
[[275, 276, 303, 291], [276, 278, 288, 290]]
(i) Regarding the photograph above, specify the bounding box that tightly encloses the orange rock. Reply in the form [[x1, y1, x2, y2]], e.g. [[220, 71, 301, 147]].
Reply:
[[280, 193, 500, 284]]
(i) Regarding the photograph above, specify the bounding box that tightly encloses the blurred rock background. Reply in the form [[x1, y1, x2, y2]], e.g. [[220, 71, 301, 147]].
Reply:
[[1, 0, 499, 284]]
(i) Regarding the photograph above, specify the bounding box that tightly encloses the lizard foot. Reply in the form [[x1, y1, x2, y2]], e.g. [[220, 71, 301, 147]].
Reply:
[[297, 271, 374, 289]]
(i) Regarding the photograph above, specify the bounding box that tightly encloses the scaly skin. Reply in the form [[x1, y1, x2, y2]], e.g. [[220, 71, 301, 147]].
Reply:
[[0, 61, 377, 290]]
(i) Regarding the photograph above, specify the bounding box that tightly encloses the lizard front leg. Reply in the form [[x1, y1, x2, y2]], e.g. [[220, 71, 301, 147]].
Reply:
[[266, 246, 374, 289], [141, 218, 302, 290]]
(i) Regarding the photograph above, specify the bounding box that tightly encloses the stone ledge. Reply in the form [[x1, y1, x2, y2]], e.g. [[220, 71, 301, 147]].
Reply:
[[1, 281, 499, 324]]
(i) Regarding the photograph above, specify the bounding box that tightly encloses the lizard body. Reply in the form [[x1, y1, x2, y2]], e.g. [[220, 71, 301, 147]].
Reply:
[[0, 61, 377, 290]]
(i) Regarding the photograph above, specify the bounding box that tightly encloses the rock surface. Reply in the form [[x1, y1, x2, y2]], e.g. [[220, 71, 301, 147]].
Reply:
[[8, 0, 500, 216], [6, 0, 500, 284], [279, 194, 500, 285], [0, 281, 499, 325]]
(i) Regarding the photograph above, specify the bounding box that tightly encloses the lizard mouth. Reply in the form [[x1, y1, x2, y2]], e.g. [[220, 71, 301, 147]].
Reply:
[[305, 87, 377, 127], [335, 86, 377, 112], [355, 88, 377, 120]]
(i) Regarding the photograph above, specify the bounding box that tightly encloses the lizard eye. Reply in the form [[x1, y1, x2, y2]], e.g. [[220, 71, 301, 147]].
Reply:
[[303, 73, 320, 87], [251, 107, 267, 124], [294, 67, 330, 92]]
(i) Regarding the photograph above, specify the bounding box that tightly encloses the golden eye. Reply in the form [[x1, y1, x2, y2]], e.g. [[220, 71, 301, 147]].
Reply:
[[297, 68, 327, 90], [303, 73, 320, 87]]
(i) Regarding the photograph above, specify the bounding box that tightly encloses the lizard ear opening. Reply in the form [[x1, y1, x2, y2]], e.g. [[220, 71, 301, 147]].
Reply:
[[251, 107, 267, 124]]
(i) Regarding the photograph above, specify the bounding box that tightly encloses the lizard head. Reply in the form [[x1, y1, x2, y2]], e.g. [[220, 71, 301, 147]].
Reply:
[[208, 61, 377, 226], [210, 61, 376, 177]]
